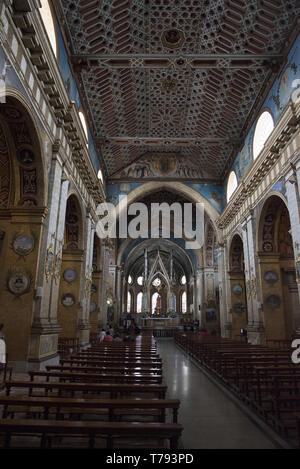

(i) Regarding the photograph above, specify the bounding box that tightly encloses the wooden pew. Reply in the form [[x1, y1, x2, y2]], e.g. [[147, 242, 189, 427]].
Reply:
[[28, 370, 163, 385], [60, 358, 162, 368], [5, 380, 168, 399], [47, 364, 162, 375], [0, 395, 180, 423], [0, 418, 183, 449]]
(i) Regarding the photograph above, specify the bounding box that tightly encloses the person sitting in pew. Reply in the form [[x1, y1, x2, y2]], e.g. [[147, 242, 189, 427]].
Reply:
[[114, 334, 122, 342], [103, 331, 114, 342]]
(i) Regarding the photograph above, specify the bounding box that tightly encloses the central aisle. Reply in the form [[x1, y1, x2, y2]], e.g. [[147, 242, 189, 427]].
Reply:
[[157, 338, 279, 449]]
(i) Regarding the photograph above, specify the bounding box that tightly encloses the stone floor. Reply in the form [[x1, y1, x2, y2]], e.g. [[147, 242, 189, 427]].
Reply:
[[157, 338, 289, 449]]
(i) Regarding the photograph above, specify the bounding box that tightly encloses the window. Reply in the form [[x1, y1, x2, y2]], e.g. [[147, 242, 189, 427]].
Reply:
[[180, 275, 186, 285], [79, 111, 89, 145], [127, 291, 131, 313], [152, 277, 161, 287], [181, 291, 187, 313], [137, 276, 144, 286], [97, 169, 103, 184], [136, 292, 143, 313], [152, 292, 161, 315], [253, 111, 274, 160], [227, 170, 238, 203], [127, 275, 133, 285], [39, 0, 58, 58]]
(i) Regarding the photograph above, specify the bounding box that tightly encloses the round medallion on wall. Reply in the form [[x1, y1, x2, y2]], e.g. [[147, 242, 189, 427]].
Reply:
[[7, 271, 31, 297], [90, 302, 96, 313], [266, 295, 281, 309], [63, 269, 77, 283], [232, 284, 243, 296], [263, 241, 273, 252], [62, 294, 75, 307], [264, 271, 278, 285], [12, 234, 35, 256]]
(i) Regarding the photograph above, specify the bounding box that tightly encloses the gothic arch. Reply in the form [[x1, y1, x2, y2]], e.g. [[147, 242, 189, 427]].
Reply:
[[114, 182, 220, 242]]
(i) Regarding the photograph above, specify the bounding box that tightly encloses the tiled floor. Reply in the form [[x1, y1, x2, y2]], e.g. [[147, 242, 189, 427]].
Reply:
[[157, 339, 281, 449]]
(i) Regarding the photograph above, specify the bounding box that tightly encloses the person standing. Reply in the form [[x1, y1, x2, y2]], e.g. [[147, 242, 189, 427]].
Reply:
[[0, 324, 6, 370]]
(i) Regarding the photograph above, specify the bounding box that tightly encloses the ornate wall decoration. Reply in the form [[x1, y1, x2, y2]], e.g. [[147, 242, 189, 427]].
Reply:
[[54, 251, 63, 284], [45, 243, 54, 281], [63, 269, 77, 283], [230, 236, 243, 272], [0, 122, 10, 208], [113, 152, 207, 180], [6, 269, 32, 297], [11, 232, 35, 257], [264, 270, 279, 285], [65, 196, 80, 249], [265, 295, 281, 309], [278, 207, 293, 257], [162, 29, 185, 49], [232, 284, 243, 296], [20, 168, 37, 195], [205, 223, 215, 267], [61, 293, 75, 307], [18, 148, 35, 166]]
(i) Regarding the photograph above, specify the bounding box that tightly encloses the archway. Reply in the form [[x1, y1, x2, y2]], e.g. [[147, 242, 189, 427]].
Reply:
[[58, 193, 84, 339], [257, 194, 299, 340], [228, 234, 248, 339], [0, 95, 46, 361]]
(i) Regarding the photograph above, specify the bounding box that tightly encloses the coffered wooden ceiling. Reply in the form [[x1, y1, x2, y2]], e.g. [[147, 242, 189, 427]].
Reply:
[[57, 0, 300, 182]]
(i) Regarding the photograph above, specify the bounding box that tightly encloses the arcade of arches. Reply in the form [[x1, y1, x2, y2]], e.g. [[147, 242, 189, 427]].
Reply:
[[0, 1, 299, 371]]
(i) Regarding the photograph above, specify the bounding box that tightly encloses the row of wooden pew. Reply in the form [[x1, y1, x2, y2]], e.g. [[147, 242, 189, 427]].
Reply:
[[175, 332, 300, 447], [0, 334, 183, 449]]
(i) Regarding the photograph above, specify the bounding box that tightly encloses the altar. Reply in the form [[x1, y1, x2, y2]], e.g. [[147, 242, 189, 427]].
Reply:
[[141, 317, 179, 327]]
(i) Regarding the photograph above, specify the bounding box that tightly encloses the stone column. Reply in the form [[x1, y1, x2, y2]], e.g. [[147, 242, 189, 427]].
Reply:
[[29, 144, 70, 363], [242, 212, 265, 344], [78, 212, 95, 346], [99, 240, 110, 328], [217, 242, 231, 338], [195, 268, 203, 325], [285, 165, 300, 335], [116, 265, 123, 323]]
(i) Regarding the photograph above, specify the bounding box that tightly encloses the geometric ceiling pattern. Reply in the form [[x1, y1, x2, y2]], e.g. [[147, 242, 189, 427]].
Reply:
[[58, 0, 300, 180]]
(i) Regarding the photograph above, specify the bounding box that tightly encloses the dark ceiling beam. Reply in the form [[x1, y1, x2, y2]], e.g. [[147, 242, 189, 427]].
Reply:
[[70, 54, 283, 71], [95, 137, 242, 146]]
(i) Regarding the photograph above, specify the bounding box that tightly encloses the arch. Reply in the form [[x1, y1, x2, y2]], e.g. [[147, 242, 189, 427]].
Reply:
[[226, 171, 238, 203], [0, 88, 47, 206], [253, 109, 275, 161], [257, 192, 291, 254], [256, 192, 299, 340], [39, 0, 58, 58], [114, 181, 220, 241], [229, 234, 244, 272], [64, 194, 84, 250]]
